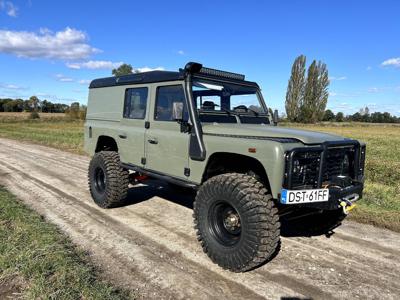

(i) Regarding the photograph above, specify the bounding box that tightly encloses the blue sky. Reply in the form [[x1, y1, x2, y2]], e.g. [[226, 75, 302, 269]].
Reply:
[[0, 0, 399, 115]]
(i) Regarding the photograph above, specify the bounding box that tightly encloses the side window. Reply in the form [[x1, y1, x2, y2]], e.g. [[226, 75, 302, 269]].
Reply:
[[155, 85, 188, 121], [123, 87, 148, 119]]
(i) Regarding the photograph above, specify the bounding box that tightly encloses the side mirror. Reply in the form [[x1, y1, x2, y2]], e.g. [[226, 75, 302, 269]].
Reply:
[[273, 109, 279, 126], [172, 102, 183, 121]]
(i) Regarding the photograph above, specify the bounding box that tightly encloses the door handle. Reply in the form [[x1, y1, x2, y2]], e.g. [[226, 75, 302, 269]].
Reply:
[[147, 137, 158, 144], [119, 134, 127, 139]]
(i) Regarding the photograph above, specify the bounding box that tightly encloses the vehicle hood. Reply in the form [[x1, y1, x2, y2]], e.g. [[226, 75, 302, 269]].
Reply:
[[202, 124, 347, 144]]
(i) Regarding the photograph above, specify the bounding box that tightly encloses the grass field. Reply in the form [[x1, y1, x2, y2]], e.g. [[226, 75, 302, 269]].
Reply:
[[0, 113, 83, 154], [0, 187, 132, 299], [0, 113, 399, 231]]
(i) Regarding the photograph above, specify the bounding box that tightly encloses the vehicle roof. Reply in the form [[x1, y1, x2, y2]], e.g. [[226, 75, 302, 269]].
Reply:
[[89, 71, 184, 89], [89, 68, 259, 89]]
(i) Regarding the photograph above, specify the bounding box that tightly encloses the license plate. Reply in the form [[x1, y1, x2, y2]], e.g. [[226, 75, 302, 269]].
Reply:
[[281, 188, 329, 204]]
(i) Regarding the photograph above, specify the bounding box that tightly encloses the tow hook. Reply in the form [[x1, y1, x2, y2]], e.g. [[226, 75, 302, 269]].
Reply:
[[339, 193, 359, 215]]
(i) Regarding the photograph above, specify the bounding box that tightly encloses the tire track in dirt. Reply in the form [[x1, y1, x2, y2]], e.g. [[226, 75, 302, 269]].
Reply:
[[1, 137, 399, 300], [0, 162, 274, 300]]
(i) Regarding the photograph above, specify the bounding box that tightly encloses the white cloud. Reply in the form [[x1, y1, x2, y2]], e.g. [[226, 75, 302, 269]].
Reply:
[[177, 50, 184, 55], [329, 76, 347, 81], [367, 87, 380, 93], [0, 1, 18, 17], [135, 66, 164, 73], [0, 27, 100, 60], [381, 57, 400, 68], [67, 61, 164, 73], [329, 91, 337, 97], [55, 74, 74, 82], [366, 66, 372, 71], [78, 79, 91, 85], [367, 86, 393, 93], [66, 60, 123, 70], [0, 83, 27, 90]]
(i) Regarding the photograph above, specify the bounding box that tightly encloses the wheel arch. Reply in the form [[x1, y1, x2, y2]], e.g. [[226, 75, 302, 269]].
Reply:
[[201, 152, 272, 193], [95, 135, 119, 153]]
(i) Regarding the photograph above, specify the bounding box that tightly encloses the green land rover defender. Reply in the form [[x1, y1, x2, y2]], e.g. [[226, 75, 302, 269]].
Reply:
[[84, 62, 366, 272]]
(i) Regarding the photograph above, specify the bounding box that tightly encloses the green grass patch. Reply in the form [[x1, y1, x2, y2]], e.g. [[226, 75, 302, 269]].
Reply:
[[0, 187, 133, 299], [0, 116, 84, 154]]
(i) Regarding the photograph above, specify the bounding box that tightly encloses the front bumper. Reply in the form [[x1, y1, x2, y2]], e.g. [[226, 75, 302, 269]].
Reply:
[[279, 181, 364, 210]]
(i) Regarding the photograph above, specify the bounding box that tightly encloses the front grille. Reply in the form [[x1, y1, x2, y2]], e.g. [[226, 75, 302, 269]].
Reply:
[[290, 151, 321, 188], [285, 142, 360, 189], [323, 147, 355, 181]]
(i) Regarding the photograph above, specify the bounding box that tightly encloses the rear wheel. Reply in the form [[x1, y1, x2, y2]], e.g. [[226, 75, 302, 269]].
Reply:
[[193, 173, 280, 272], [88, 151, 129, 208]]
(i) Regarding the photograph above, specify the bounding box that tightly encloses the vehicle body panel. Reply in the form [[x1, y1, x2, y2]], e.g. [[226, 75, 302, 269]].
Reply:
[[84, 66, 365, 208]]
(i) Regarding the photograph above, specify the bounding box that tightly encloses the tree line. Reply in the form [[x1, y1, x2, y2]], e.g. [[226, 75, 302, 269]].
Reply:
[[0, 96, 69, 113], [0, 96, 86, 119], [322, 107, 400, 123]]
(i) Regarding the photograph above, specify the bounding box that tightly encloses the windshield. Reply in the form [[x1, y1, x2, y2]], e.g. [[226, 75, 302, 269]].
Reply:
[[192, 79, 270, 124]]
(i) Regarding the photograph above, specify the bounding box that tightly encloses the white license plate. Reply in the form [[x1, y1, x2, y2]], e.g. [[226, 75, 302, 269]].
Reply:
[[281, 188, 329, 204]]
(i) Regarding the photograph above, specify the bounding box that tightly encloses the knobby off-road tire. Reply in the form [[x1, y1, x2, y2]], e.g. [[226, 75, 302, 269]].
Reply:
[[88, 151, 129, 208], [193, 173, 280, 272]]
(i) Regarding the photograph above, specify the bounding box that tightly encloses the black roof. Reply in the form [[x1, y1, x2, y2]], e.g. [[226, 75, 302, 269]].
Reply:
[[89, 63, 259, 89], [89, 71, 184, 89]]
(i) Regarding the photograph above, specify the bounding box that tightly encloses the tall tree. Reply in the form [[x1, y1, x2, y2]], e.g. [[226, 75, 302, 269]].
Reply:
[[323, 109, 335, 121], [301, 60, 329, 123], [112, 64, 134, 76], [29, 96, 40, 112], [315, 61, 329, 121], [285, 55, 306, 122], [335, 112, 344, 122]]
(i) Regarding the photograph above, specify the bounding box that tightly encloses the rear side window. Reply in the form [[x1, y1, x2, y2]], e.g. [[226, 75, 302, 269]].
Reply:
[[155, 85, 187, 121], [123, 87, 148, 119]]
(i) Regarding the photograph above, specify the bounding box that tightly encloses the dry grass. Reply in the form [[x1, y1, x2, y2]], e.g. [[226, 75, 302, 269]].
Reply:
[[0, 113, 83, 154], [0, 112, 67, 121]]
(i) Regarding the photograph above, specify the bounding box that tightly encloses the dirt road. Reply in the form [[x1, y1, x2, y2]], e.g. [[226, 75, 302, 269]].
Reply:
[[0, 138, 399, 300]]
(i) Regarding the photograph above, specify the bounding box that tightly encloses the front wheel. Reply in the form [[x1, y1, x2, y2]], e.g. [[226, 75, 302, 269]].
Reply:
[[193, 173, 280, 272]]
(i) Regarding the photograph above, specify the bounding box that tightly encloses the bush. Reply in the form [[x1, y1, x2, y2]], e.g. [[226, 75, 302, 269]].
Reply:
[[28, 111, 40, 119]]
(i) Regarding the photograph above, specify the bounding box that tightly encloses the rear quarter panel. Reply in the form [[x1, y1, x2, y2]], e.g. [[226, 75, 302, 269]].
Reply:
[[84, 86, 124, 156]]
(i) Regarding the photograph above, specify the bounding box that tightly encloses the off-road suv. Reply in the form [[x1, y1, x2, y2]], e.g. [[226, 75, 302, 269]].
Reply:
[[85, 62, 366, 272]]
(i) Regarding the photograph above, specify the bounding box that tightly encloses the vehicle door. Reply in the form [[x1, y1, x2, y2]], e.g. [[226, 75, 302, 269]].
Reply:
[[145, 82, 190, 179]]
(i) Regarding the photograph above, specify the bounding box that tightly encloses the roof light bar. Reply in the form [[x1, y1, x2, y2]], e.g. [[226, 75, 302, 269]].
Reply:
[[199, 67, 245, 81], [184, 62, 245, 81]]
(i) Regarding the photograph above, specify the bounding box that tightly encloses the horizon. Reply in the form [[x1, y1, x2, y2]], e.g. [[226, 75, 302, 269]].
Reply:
[[0, 0, 399, 116]]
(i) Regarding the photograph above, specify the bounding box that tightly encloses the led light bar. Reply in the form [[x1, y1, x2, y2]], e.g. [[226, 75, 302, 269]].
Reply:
[[199, 66, 245, 81]]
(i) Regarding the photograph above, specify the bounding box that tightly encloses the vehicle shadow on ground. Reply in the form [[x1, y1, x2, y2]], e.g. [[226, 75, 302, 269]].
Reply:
[[122, 179, 195, 209], [120, 179, 335, 239]]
